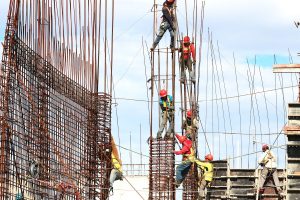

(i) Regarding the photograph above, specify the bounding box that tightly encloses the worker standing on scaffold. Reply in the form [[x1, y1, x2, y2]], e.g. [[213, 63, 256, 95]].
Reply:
[[195, 154, 214, 200], [178, 36, 196, 83], [258, 144, 284, 197], [182, 109, 199, 141], [174, 133, 194, 188], [150, 0, 176, 51], [157, 89, 174, 139]]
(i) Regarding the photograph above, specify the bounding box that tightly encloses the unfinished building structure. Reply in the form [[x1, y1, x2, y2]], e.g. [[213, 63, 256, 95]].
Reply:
[[0, 0, 114, 199]]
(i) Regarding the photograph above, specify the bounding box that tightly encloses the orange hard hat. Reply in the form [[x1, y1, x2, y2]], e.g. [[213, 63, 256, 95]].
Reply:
[[160, 89, 167, 97], [205, 154, 213, 161], [183, 36, 190, 43], [167, 0, 175, 3], [262, 144, 269, 152], [186, 110, 192, 118]]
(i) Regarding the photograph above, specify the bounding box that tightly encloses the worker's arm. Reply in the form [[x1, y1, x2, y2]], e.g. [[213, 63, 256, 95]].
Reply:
[[190, 43, 196, 62], [193, 118, 199, 129], [195, 159, 205, 170], [258, 152, 268, 165], [181, 120, 186, 130], [174, 145, 190, 155]]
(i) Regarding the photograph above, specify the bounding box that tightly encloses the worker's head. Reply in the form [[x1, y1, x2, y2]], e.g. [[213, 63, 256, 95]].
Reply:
[[183, 36, 190, 46], [205, 154, 213, 161], [186, 110, 192, 118], [262, 144, 269, 152], [164, 0, 175, 6], [159, 89, 167, 98]]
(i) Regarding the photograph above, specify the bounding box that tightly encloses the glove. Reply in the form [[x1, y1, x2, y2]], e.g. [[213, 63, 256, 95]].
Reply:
[[193, 60, 196, 65], [174, 151, 181, 155]]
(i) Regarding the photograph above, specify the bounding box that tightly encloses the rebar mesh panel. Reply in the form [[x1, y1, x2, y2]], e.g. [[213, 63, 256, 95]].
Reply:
[[0, 38, 111, 199], [149, 139, 175, 200]]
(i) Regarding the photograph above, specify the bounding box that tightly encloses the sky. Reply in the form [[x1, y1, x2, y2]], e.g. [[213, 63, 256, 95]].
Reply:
[[1, 0, 300, 171]]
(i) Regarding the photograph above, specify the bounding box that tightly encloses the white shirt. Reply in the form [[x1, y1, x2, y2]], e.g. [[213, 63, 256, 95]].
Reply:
[[259, 150, 277, 168]]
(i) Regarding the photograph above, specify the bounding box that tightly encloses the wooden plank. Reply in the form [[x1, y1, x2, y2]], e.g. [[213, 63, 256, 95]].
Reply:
[[273, 64, 300, 73]]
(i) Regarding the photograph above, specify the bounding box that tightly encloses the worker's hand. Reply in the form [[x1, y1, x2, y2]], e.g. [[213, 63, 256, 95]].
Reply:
[[174, 151, 181, 155], [193, 60, 196, 65], [169, 106, 174, 110]]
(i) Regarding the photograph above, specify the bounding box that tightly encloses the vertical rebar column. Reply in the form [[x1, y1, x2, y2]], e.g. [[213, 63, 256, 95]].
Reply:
[[97, 93, 112, 200]]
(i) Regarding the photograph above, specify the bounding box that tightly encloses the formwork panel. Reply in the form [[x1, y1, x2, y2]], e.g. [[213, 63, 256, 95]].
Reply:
[[0, 38, 111, 199]]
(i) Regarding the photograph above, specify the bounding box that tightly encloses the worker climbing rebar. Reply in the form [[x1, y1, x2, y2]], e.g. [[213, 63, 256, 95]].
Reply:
[[178, 36, 196, 83], [257, 144, 284, 198], [182, 109, 199, 141], [174, 133, 195, 188], [195, 154, 214, 200], [157, 89, 174, 139], [151, 0, 176, 51]]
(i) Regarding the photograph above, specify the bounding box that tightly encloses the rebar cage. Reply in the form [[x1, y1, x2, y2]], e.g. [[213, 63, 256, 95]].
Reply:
[[0, 37, 112, 199]]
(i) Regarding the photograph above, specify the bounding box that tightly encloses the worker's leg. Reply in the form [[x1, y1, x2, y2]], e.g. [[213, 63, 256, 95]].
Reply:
[[109, 169, 118, 190], [271, 169, 282, 193], [180, 59, 186, 83], [258, 167, 269, 190], [187, 59, 195, 82], [165, 111, 174, 138], [157, 111, 167, 138], [167, 23, 175, 48], [175, 161, 192, 187], [198, 179, 207, 200], [152, 22, 168, 50]]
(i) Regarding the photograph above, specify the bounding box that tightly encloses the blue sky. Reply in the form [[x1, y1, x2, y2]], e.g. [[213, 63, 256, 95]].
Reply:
[[1, 0, 300, 172]]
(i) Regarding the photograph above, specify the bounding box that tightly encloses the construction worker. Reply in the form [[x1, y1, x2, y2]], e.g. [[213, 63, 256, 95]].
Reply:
[[151, 0, 176, 51], [109, 137, 123, 193], [258, 144, 283, 197], [174, 133, 195, 188], [195, 154, 214, 200], [182, 109, 199, 140], [157, 89, 174, 139], [179, 36, 196, 83]]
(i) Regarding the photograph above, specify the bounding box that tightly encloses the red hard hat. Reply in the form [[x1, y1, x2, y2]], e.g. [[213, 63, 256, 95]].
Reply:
[[262, 144, 269, 152], [160, 89, 167, 97], [186, 110, 192, 118], [205, 154, 213, 161], [183, 36, 190, 43], [165, 0, 175, 5]]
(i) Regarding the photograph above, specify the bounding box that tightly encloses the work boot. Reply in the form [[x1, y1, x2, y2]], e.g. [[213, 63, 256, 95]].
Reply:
[[147, 136, 153, 144], [156, 132, 162, 139], [164, 132, 173, 140], [109, 186, 113, 194], [191, 77, 196, 84], [278, 189, 284, 198], [190, 71, 196, 83], [175, 180, 182, 188], [259, 188, 264, 194]]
